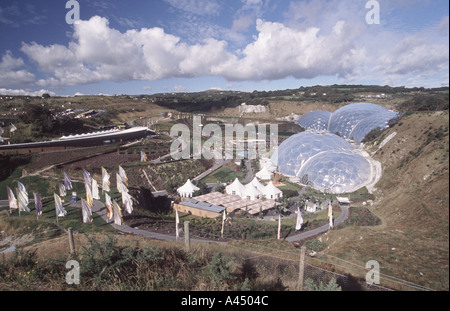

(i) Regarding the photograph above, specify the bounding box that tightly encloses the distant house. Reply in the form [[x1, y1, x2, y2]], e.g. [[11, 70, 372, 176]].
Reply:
[[174, 198, 225, 218], [337, 197, 351, 206], [305, 200, 317, 213]]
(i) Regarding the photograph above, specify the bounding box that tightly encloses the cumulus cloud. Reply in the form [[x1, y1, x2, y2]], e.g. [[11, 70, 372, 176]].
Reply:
[[0, 88, 55, 97], [0, 51, 35, 87], [19, 15, 369, 87], [14, 8, 449, 90]]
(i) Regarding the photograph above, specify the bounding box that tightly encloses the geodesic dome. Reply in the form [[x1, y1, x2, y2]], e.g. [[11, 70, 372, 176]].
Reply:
[[327, 103, 398, 142], [298, 151, 371, 194], [298, 110, 332, 131], [272, 131, 372, 194]]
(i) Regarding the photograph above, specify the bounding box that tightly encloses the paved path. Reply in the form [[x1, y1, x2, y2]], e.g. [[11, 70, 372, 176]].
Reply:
[[286, 205, 349, 242], [69, 199, 212, 244]]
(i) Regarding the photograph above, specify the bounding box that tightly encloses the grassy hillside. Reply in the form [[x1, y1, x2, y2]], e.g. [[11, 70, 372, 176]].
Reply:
[[319, 111, 449, 290]]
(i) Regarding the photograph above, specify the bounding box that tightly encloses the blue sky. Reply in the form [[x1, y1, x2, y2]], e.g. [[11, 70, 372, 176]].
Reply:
[[0, 0, 448, 96]]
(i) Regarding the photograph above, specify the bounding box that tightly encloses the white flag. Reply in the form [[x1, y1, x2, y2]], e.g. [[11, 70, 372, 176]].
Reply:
[[17, 182, 30, 213], [59, 183, 67, 197], [10, 123, 17, 133], [102, 167, 110, 192], [328, 202, 333, 229], [104, 192, 113, 220], [64, 172, 73, 190], [122, 191, 133, 214], [140, 151, 147, 162], [92, 179, 100, 200], [54, 193, 67, 217], [118, 166, 128, 186], [295, 206, 303, 231], [34, 193, 43, 216], [221, 209, 227, 238], [277, 214, 281, 240], [7, 186, 18, 210], [116, 173, 128, 194], [112, 200, 123, 225], [81, 198, 93, 223]]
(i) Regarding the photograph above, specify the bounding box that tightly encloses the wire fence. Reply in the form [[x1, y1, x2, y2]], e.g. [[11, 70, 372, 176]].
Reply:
[[1, 212, 437, 292]]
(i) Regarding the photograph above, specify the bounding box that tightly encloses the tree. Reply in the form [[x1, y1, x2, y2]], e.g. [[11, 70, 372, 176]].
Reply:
[[304, 277, 342, 291]]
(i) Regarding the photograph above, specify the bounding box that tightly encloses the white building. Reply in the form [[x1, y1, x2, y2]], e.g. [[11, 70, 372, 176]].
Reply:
[[226, 178, 246, 197], [263, 181, 283, 200], [177, 179, 200, 198], [255, 166, 274, 180]]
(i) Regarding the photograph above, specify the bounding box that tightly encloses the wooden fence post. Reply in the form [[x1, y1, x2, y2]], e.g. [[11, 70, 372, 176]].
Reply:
[[68, 228, 75, 255], [298, 247, 306, 291], [184, 221, 190, 252]]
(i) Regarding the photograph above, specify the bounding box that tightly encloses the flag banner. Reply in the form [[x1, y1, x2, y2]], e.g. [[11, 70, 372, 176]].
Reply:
[[17, 182, 28, 203], [92, 179, 100, 200], [81, 198, 93, 223], [102, 167, 110, 192], [221, 210, 226, 238], [122, 191, 133, 214], [83, 169, 92, 188], [17, 188, 30, 213], [116, 173, 128, 193], [59, 183, 67, 197], [119, 166, 128, 186], [54, 193, 67, 217], [85, 182, 93, 207], [104, 192, 113, 220], [34, 193, 42, 216], [295, 206, 303, 231], [112, 200, 123, 225], [10, 123, 17, 133], [7, 186, 18, 210], [328, 202, 334, 229], [277, 214, 281, 240], [140, 151, 147, 162], [64, 172, 73, 190]]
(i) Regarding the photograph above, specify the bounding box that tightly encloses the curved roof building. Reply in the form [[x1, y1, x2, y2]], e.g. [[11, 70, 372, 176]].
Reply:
[[298, 110, 332, 131], [327, 103, 398, 142], [272, 131, 373, 194]]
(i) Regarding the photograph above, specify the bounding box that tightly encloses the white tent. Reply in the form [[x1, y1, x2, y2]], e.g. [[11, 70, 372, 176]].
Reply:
[[263, 181, 283, 200], [256, 166, 274, 180], [249, 177, 266, 193], [226, 178, 246, 197], [177, 179, 200, 198], [243, 183, 263, 200]]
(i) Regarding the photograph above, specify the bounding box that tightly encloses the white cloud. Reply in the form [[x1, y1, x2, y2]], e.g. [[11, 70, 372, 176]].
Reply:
[[164, 0, 222, 16], [0, 51, 35, 87], [0, 88, 55, 97], [14, 6, 449, 90]]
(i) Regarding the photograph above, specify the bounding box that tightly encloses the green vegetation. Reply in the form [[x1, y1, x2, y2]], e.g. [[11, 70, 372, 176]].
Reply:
[[304, 277, 342, 291], [202, 167, 246, 184]]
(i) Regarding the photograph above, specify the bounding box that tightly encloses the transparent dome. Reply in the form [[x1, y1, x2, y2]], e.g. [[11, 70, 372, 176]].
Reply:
[[298, 110, 332, 131], [272, 131, 353, 178], [298, 151, 371, 194], [328, 103, 398, 142]]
